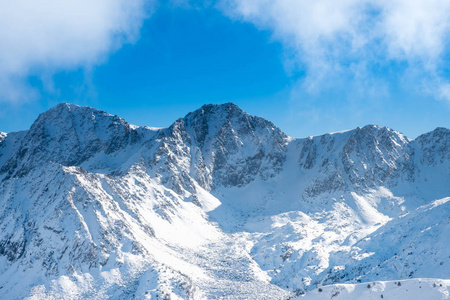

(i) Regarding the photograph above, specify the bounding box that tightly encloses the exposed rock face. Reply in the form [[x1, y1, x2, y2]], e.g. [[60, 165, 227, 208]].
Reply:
[[151, 103, 289, 192], [0, 104, 143, 180], [0, 103, 448, 299], [413, 127, 450, 166], [296, 125, 410, 196]]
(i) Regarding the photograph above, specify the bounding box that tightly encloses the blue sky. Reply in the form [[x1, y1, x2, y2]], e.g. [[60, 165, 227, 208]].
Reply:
[[0, 0, 449, 138]]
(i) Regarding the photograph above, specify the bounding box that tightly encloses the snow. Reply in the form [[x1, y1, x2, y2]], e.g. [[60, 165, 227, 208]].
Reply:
[[0, 103, 448, 299], [296, 279, 450, 300]]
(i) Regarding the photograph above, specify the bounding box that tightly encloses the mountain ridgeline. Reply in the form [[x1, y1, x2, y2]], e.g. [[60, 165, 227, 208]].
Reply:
[[0, 103, 448, 299]]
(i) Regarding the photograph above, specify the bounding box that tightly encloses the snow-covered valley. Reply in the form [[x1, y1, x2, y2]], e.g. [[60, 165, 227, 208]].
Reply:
[[0, 103, 448, 299]]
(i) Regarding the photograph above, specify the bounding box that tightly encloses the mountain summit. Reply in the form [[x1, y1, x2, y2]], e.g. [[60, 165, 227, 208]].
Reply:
[[0, 103, 448, 299]]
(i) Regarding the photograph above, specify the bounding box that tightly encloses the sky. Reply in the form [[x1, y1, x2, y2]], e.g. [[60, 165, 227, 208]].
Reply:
[[0, 0, 449, 139]]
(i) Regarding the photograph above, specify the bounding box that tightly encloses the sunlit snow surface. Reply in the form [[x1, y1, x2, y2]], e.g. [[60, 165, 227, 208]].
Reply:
[[296, 279, 450, 300], [0, 103, 448, 299]]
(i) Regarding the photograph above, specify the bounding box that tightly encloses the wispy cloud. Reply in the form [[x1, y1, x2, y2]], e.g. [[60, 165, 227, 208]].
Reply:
[[3, 0, 450, 104], [0, 0, 152, 103], [219, 0, 450, 101]]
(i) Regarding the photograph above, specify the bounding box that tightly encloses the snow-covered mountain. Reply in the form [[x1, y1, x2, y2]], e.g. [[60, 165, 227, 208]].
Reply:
[[0, 103, 448, 299]]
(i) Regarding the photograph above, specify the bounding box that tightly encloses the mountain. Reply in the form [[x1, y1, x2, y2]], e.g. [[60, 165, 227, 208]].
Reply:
[[0, 103, 448, 299]]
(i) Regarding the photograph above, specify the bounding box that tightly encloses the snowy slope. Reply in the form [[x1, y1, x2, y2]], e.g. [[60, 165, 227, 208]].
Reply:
[[0, 103, 448, 299], [296, 278, 450, 300]]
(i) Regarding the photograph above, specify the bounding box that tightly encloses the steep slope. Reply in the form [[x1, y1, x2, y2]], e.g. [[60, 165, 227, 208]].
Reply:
[[296, 279, 450, 300], [333, 197, 450, 282], [0, 104, 148, 180], [296, 125, 409, 194], [0, 104, 292, 299], [146, 103, 289, 194], [0, 163, 204, 298], [0, 103, 448, 299], [399, 127, 450, 199], [0, 130, 27, 175], [208, 124, 448, 293]]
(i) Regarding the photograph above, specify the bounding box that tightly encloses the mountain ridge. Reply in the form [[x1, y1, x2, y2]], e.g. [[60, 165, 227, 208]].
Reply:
[[4, 102, 446, 141], [0, 103, 448, 299]]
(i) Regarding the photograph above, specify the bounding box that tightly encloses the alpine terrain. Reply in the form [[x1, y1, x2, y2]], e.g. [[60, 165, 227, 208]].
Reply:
[[0, 103, 448, 299]]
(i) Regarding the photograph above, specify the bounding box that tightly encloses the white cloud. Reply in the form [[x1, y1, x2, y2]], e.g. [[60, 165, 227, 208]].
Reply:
[[382, 0, 450, 64], [219, 0, 450, 100], [3, 0, 450, 104], [0, 0, 151, 103], [438, 83, 450, 103]]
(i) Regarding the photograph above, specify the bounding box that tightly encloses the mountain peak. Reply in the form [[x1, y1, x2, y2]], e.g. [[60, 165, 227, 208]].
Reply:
[[429, 126, 449, 135], [184, 102, 246, 121], [355, 124, 401, 135], [349, 124, 409, 146], [180, 102, 287, 146], [415, 126, 449, 143], [201, 102, 241, 110], [51, 102, 80, 111], [30, 103, 129, 136], [37, 103, 113, 122], [412, 126, 450, 168], [0, 103, 139, 178], [158, 103, 289, 189]]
